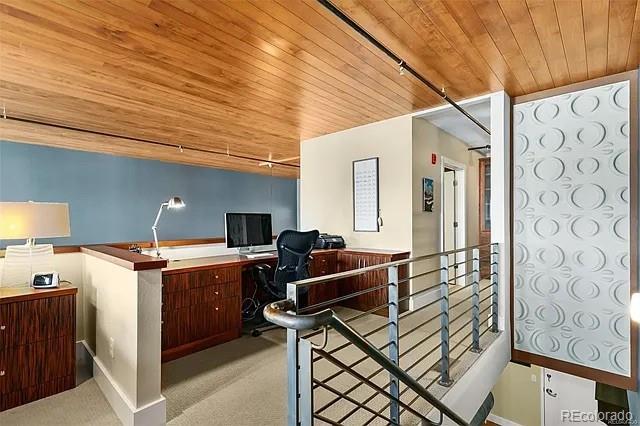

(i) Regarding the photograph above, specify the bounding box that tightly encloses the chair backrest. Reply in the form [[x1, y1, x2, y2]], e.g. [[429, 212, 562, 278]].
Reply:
[[273, 229, 319, 293]]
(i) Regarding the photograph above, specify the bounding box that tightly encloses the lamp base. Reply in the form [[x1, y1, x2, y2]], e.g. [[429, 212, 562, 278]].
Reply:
[[1, 243, 54, 287]]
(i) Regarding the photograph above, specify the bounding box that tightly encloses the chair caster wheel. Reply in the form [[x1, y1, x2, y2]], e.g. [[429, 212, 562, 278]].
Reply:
[[251, 329, 262, 337]]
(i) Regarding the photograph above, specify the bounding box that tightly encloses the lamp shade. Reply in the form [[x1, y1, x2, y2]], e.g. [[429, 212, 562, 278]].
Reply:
[[0, 202, 70, 239]]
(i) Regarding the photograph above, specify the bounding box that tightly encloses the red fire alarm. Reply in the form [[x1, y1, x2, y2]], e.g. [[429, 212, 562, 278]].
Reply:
[[431, 153, 437, 165]]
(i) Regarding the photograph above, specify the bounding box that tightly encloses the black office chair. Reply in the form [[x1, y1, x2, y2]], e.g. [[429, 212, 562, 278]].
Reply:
[[246, 229, 319, 336]]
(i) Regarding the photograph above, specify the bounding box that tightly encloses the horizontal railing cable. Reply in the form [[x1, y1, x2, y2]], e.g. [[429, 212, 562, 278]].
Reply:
[[298, 282, 391, 313]]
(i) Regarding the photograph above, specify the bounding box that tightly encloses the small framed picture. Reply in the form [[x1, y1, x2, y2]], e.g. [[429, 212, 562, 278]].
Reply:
[[423, 178, 434, 212]]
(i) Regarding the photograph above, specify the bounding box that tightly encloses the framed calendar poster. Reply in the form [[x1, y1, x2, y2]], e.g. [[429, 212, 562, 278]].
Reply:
[[353, 157, 380, 232]]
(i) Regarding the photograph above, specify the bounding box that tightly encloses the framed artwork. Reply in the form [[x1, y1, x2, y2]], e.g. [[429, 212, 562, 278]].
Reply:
[[423, 177, 434, 212], [353, 157, 380, 232]]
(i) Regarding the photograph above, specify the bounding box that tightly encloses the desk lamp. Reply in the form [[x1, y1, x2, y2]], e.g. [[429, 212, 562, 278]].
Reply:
[[152, 196, 185, 257], [0, 202, 70, 286]]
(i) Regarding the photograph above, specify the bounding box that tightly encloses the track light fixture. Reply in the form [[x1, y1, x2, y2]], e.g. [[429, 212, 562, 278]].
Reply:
[[398, 60, 405, 76]]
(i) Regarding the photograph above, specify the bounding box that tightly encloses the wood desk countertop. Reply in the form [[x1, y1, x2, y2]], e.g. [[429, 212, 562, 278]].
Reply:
[[0, 284, 78, 304], [162, 247, 410, 274]]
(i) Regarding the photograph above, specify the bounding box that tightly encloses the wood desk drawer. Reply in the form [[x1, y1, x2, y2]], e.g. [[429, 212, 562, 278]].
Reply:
[[162, 273, 190, 294], [190, 297, 241, 341], [0, 296, 75, 349], [189, 267, 241, 288], [0, 336, 74, 394], [190, 282, 240, 305]]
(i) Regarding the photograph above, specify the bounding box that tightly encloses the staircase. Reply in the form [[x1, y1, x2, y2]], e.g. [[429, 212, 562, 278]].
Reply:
[[266, 244, 506, 425]]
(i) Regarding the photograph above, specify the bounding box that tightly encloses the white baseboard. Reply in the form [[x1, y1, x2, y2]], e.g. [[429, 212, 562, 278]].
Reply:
[[93, 356, 166, 426], [488, 413, 524, 426]]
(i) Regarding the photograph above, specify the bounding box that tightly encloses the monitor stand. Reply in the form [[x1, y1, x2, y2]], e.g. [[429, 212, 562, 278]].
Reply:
[[238, 246, 276, 258]]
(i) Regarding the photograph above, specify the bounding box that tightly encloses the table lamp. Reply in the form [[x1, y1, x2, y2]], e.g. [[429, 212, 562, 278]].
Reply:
[[152, 196, 185, 257], [0, 201, 70, 287]]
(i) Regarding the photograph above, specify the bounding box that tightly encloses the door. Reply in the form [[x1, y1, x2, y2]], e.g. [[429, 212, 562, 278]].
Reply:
[[543, 369, 604, 425]]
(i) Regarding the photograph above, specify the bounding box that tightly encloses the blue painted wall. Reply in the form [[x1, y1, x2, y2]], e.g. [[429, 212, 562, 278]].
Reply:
[[0, 141, 298, 247]]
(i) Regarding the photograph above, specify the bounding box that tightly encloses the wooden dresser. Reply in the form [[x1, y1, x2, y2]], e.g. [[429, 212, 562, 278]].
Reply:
[[0, 286, 77, 411]]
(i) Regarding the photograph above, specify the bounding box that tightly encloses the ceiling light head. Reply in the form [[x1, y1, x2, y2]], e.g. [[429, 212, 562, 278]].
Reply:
[[167, 196, 185, 209]]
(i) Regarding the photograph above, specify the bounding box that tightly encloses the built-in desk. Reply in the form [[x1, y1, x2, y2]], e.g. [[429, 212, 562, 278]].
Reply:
[[160, 248, 409, 361]]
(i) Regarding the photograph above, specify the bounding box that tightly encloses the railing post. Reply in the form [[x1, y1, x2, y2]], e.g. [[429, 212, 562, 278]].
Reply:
[[470, 248, 482, 353], [298, 338, 314, 426], [439, 255, 453, 387], [387, 265, 400, 424], [491, 243, 499, 333], [286, 283, 300, 426]]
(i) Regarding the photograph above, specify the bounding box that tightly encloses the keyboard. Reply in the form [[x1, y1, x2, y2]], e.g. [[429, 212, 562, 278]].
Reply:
[[244, 252, 275, 259]]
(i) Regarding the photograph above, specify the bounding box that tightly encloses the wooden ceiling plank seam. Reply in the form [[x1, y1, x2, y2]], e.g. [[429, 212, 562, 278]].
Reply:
[[0, 85, 300, 160], [606, 0, 637, 74], [169, 0, 410, 116], [71, 0, 399, 121], [582, 0, 610, 79], [0, 19, 360, 142], [0, 120, 298, 178], [289, 0, 445, 106], [0, 56, 314, 148], [411, 0, 512, 94], [353, 0, 484, 96], [0, 1, 372, 135], [380, 0, 489, 95], [554, 0, 589, 83], [627, 0, 640, 69], [468, 0, 540, 93], [525, 0, 572, 87], [438, 0, 526, 95], [496, 0, 555, 89], [331, 0, 463, 98], [253, 0, 437, 109], [12, 0, 390, 126]]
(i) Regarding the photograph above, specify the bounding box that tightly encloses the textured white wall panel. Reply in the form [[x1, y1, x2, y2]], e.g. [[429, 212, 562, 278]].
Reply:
[[513, 81, 631, 376]]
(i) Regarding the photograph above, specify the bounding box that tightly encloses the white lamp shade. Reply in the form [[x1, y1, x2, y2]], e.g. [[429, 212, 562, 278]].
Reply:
[[631, 293, 640, 323], [0, 202, 70, 239]]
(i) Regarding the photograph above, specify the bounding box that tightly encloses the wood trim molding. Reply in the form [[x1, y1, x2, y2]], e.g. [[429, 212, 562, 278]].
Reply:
[[81, 245, 167, 271], [510, 69, 639, 390]]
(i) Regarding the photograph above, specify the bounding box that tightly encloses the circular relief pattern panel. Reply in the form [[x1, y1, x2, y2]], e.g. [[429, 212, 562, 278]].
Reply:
[[576, 122, 606, 148], [569, 184, 606, 210], [567, 337, 601, 363], [516, 134, 529, 155], [515, 188, 530, 210], [609, 280, 629, 307], [533, 157, 565, 181], [537, 190, 560, 207], [571, 246, 606, 272], [611, 150, 629, 176], [575, 158, 600, 175], [535, 245, 565, 268], [533, 217, 560, 238], [538, 128, 565, 152], [611, 86, 629, 111], [610, 216, 629, 242], [529, 273, 560, 297], [568, 216, 600, 239], [567, 276, 601, 302], [571, 94, 600, 117], [534, 102, 560, 123], [530, 330, 561, 354]]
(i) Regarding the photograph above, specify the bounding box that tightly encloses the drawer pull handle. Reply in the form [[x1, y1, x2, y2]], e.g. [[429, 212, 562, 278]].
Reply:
[[215, 307, 219, 311], [0, 370, 5, 376], [0, 325, 5, 331], [215, 275, 219, 279], [214, 291, 219, 295]]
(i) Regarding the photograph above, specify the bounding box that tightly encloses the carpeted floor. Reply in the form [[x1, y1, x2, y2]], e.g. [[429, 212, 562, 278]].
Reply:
[[0, 285, 496, 425]]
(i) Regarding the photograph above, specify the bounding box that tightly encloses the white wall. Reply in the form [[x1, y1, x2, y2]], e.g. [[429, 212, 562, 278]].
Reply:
[[0, 252, 85, 341], [300, 115, 413, 250]]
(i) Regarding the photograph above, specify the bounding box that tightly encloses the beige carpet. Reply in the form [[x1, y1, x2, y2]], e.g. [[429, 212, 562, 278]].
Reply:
[[0, 285, 496, 426]]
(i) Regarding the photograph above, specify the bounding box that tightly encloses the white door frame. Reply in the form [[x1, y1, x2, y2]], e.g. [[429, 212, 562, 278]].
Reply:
[[440, 156, 467, 286]]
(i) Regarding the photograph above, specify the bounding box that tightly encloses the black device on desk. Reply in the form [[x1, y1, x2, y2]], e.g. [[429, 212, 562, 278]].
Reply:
[[314, 233, 346, 249]]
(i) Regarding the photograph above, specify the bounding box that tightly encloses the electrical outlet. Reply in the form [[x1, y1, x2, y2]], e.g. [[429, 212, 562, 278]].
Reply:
[[109, 337, 115, 359]]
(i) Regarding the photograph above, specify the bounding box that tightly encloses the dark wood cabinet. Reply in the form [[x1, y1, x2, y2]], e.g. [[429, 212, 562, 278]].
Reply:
[[161, 266, 242, 362], [307, 251, 338, 309], [0, 286, 77, 412]]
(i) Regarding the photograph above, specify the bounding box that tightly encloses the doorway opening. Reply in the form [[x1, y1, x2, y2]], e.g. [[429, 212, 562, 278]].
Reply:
[[441, 157, 466, 286]]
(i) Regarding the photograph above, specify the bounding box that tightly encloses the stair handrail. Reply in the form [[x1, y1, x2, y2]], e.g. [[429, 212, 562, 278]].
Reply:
[[265, 299, 471, 426]]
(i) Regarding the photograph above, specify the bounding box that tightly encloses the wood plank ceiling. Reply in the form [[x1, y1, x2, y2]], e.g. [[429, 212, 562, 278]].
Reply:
[[1, 0, 639, 178]]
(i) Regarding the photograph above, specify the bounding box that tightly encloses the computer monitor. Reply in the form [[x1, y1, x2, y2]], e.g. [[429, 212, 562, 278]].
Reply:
[[225, 213, 273, 249]]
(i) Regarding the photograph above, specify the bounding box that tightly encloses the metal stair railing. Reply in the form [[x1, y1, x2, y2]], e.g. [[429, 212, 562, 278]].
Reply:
[[265, 243, 500, 426]]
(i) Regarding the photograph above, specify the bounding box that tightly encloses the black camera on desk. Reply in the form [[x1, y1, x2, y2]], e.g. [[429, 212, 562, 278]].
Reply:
[[314, 233, 346, 249]]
